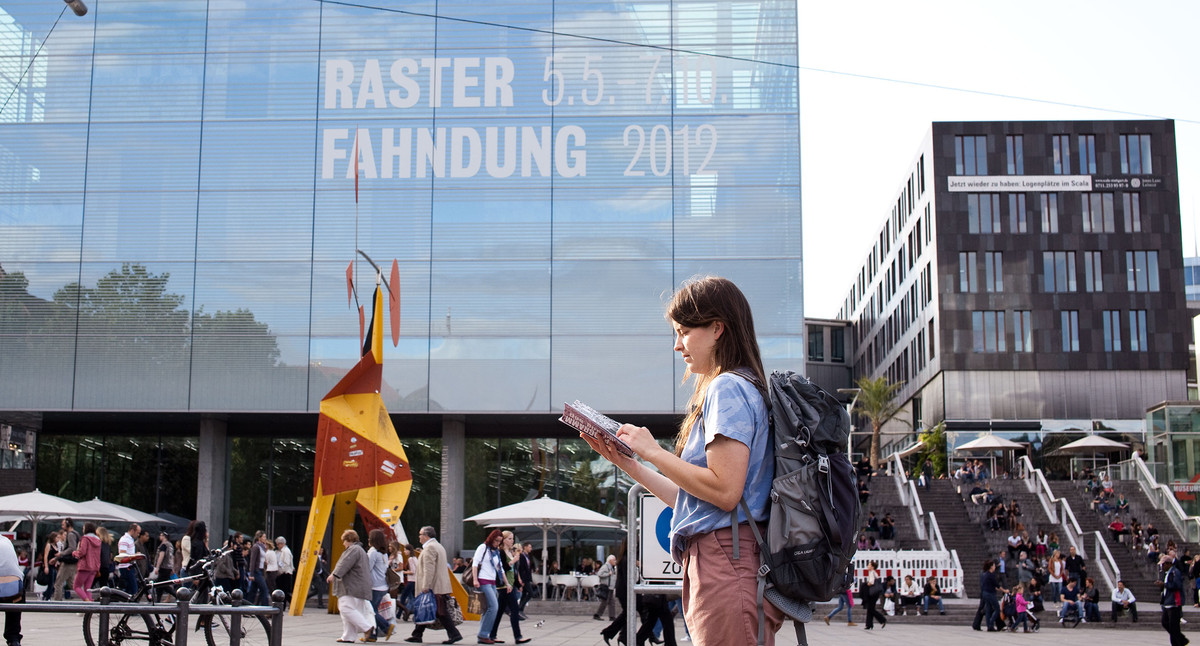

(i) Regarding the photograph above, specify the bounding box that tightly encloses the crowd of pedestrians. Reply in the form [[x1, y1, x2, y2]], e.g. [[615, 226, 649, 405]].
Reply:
[[26, 518, 297, 607]]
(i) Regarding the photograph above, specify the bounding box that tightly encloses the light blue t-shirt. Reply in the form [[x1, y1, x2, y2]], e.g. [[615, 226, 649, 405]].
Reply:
[[669, 371, 773, 564]]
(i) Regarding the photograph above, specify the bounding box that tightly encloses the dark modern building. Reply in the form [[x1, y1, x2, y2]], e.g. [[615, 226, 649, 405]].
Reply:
[[0, 0, 802, 554], [837, 120, 1189, 461], [803, 318, 852, 391]]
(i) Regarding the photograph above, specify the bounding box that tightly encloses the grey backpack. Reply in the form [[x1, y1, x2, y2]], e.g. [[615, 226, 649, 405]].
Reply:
[[735, 370, 861, 646]]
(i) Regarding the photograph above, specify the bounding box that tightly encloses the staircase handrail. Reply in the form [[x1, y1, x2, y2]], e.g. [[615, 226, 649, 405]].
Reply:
[[1090, 530, 1120, 592], [925, 510, 946, 552], [1114, 454, 1200, 543], [1019, 455, 1085, 552], [888, 452, 927, 542], [948, 547, 965, 595], [1019, 455, 1121, 593], [925, 510, 964, 591]]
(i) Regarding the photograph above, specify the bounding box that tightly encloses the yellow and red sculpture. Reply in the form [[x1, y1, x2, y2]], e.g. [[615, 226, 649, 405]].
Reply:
[[290, 261, 476, 619], [289, 261, 411, 615]]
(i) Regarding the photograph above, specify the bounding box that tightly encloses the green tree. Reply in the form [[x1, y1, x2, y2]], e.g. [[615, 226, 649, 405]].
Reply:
[[917, 422, 947, 478], [192, 308, 281, 367], [855, 375, 905, 469], [55, 262, 189, 337]]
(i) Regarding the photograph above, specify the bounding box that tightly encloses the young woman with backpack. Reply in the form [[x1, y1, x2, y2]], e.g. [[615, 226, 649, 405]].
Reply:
[[582, 275, 782, 645]]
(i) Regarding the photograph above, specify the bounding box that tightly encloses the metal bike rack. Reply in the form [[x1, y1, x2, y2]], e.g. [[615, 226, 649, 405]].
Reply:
[[0, 587, 287, 646]]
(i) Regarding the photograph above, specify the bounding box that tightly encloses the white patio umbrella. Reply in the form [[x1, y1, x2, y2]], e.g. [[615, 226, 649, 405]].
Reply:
[[954, 435, 1025, 452], [465, 495, 621, 599], [0, 489, 122, 554], [955, 434, 1026, 478], [76, 498, 175, 525], [1049, 435, 1130, 474]]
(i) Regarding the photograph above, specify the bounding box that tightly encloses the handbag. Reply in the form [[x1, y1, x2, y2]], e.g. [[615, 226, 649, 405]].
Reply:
[[445, 595, 464, 625], [867, 579, 884, 597], [34, 569, 50, 586], [386, 567, 402, 595], [461, 567, 478, 588], [595, 582, 610, 601], [56, 553, 78, 564], [467, 590, 484, 615]]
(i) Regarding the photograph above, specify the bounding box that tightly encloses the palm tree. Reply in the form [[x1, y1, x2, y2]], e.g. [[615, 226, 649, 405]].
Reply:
[[854, 376, 904, 469]]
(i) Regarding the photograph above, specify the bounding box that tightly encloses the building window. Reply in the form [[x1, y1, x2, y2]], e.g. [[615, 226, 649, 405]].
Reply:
[[1043, 251, 1077, 292], [1083, 251, 1103, 292], [959, 251, 977, 292], [922, 262, 932, 306], [1119, 134, 1152, 174], [808, 328, 824, 361], [831, 327, 845, 363], [928, 320, 936, 360], [1041, 193, 1059, 233], [972, 311, 1006, 353], [1061, 310, 1080, 352], [1129, 310, 1148, 351], [1102, 310, 1122, 352], [1122, 193, 1142, 233], [967, 193, 1001, 233], [1081, 193, 1115, 233], [1078, 134, 1097, 174], [955, 135, 988, 175], [983, 252, 1003, 292], [1126, 250, 1160, 292], [1008, 194, 1027, 233], [1006, 135, 1024, 174], [1051, 134, 1072, 174], [1013, 310, 1033, 353]]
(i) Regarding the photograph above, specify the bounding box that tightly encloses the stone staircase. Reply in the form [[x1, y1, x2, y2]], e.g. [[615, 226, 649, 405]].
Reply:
[[914, 479, 990, 598], [861, 474, 929, 551], [965, 480, 1057, 571], [1049, 479, 1196, 605]]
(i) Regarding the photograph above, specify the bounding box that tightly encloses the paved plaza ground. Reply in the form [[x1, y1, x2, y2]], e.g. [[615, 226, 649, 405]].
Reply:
[[10, 596, 1195, 646]]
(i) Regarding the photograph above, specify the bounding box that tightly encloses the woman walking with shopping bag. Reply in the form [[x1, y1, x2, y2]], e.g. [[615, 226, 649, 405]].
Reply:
[[328, 530, 376, 643]]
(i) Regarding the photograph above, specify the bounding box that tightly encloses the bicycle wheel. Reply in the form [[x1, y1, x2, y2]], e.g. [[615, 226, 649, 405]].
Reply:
[[83, 611, 161, 646], [203, 613, 271, 646]]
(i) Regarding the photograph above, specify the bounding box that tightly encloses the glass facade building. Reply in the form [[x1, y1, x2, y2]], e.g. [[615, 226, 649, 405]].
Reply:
[[0, 0, 802, 549]]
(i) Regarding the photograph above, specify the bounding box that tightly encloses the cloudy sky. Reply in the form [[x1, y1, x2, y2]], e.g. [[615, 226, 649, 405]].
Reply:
[[797, 0, 1200, 318]]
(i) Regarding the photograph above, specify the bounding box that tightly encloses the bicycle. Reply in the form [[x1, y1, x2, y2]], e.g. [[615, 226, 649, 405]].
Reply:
[[203, 563, 272, 646], [82, 550, 272, 646]]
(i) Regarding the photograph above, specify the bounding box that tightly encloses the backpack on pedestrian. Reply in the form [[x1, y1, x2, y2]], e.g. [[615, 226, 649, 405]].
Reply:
[[735, 370, 862, 646]]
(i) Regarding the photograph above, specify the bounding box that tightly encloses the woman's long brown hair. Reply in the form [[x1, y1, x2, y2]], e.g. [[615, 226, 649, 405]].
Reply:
[[666, 275, 765, 455]]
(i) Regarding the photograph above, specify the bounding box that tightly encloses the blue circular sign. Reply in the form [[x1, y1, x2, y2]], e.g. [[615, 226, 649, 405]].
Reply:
[[655, 507, 672, 552]]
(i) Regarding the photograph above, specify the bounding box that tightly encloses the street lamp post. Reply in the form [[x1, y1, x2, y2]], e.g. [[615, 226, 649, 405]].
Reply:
[[837, 387, 861, 460]]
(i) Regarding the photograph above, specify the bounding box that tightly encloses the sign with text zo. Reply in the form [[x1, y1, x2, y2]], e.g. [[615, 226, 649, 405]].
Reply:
[[639, 491, 681, 583]]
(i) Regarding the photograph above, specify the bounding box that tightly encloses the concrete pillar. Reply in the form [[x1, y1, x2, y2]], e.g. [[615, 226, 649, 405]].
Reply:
[[197, 415, 229, 539], [440, 415, 465, 557]]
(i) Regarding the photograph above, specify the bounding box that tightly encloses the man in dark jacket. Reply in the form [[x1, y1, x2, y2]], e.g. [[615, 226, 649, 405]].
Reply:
[[1064, 546, 1086, 588], [1159, 554, 1189, 646], [972, 560, 1006, 632], [515, 542, 535, 617]]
